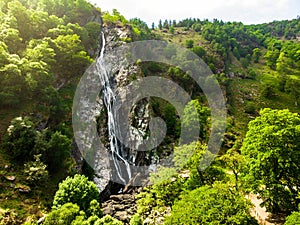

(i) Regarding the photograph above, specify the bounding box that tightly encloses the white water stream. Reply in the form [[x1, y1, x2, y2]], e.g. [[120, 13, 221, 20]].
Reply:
[[96, 32, 132, 184]]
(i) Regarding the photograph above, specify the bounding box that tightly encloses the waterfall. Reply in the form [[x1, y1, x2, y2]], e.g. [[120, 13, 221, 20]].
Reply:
[[96, 32, 132, 185]]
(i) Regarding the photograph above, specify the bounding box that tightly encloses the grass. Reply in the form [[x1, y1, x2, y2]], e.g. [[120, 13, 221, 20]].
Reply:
[[227, 62, 300, 137], [0, 147, 73, 223]]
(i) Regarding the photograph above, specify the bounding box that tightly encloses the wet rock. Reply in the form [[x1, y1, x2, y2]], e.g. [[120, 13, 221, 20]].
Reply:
[[4, 164, 10, 170], [15, 184, 31, 193], [101, 189, 141, 224], [5, 176, 16, 181], [37, 215, 46, 224], [115, 211, 129, 222]]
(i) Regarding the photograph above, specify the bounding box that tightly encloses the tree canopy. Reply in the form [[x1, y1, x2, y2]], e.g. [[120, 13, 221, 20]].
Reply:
[[164, 182, 257, 225], [241, 108, 300, 213]]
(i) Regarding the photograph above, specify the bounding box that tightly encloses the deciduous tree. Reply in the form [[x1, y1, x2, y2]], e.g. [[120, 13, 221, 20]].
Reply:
[[242, 108, 300, 213]]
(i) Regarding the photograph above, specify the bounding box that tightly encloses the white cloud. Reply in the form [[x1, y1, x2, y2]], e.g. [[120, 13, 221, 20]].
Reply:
[[88, 0, 300, 25]]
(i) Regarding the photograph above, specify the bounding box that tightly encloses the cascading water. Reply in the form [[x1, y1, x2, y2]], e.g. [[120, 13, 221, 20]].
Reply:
[[96, 32, 132, 185]]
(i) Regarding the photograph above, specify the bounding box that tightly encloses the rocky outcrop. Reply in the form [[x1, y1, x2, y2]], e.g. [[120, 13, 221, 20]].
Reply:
[[101, 188, 142, 224]]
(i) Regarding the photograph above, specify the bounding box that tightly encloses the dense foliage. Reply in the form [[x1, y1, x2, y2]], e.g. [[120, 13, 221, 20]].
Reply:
[[164, 182, 257, 225], [0, 0, 97, 110], [284, 205, 300, 225], [52, 174, 99, 211], [241, 108, 300, 213], [0, 0, 300, 224]]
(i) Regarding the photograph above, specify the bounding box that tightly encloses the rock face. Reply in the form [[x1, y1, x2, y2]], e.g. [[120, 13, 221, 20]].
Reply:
[[95, 23, 154, 184], [72, 17, 153, 220]]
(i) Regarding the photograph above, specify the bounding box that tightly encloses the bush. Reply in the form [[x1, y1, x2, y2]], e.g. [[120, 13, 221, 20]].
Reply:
[[261, 83, 276, 99], [95, 215, 123, 225], [244, 101, 256, 114], [192, 46, 206, 58], [164, 183, 257, 225], [2, 117, 37, 161], [246, 69, 256, 79], [185, 39, 194, 48], [130, 214, 143, 225], [24, 154, 48, 185], [44, 200, 104, 225], [44, 203, 82, 225], [86, 200, 103, 218], [53, 174, 99, 211], [46, 131, 71, 172], [284, 210, 300, 225]]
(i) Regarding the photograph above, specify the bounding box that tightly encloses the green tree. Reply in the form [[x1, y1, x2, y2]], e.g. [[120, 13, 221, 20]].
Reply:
[[252, 48, 261, 63], [0, 28, 22, 53], [264, 48, 280, 70], [240, 57, 250, 68], [220, 142, 245, 191], [84, 21, 101, 53], [185, 39, 194, 48], [177, 143, 227, 190], [25, 39, 56, 68], [192, 46, 206, 58], [51, 34, 92, 81], [2, 117, 37, 161], [241, 108, 300, 213], [164, 182, 256, 225], [169, 26, 174, 34], [0, 41, 10, 67], [162, 104, 178, 137], [21, 60, 54, 95], [233, 46, 240, 60], [261, 83, 276, 99], [285, 77, 300, 106], [7, 0, 32, 41], [46, 131, 71, 172], [86, 199, 103, 218], [276, 52, 291, 74], [163, 19, 169, 29], [158, 19, 162, 30], [151, 22, 155, 30], [53, 174, 99, 211], [181, 100, 210, 143], [0, 62, 26, 107]]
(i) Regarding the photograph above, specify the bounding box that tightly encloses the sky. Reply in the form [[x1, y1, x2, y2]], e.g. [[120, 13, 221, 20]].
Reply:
[[88, 0, 300, 26]]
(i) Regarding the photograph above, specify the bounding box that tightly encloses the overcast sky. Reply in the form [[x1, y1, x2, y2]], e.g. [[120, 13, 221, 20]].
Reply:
[[88, 0, 299, 26]]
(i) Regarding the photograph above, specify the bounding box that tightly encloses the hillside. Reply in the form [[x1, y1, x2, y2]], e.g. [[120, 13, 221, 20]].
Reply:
[[0, 0, 300, 224]]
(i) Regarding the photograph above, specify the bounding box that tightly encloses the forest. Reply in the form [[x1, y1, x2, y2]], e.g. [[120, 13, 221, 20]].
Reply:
[[0, 0, 299, 224]]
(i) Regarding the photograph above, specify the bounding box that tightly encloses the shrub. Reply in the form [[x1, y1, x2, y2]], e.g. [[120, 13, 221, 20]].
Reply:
[[2, 117, 37, 161], [86, 200, 103, 218], [246, 69, 256, 79], [164, 183, 257, 225], [46, 131, 71, 172], [44, 203, 82, 225], [185, 39, 194, 48], [244, 101, 256, 114], [192, 46, 206, 58], [53, 174, 99, 211], [130, 214, 143, 225], [284, 209, 300, 225], [95, 215, 123, 225], [24, 154, 48, 185], [261, 83, 276, 99]]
